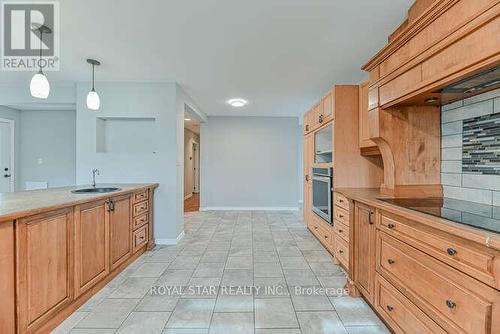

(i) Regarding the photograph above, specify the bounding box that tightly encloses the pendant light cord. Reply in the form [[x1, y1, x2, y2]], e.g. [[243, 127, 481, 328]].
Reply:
[[39, 29, 43, 72], [92, 64, 95, 91]]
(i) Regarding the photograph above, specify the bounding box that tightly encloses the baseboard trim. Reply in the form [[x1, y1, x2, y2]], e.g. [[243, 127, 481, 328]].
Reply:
[[155, 231, 185, 245], [200, 206, 299, 211], [184, 193, 193, 200]]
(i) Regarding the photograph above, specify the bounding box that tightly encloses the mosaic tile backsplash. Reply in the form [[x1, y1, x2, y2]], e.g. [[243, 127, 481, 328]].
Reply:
[[441, 88, 500, 205], [462, 112, 500, 175]]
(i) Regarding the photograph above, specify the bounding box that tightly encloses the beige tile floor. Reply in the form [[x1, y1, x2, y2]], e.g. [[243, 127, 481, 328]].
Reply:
[[52, 211, 389, 334]]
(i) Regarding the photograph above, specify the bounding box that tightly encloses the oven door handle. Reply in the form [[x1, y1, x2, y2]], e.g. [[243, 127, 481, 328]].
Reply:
[[312, 175, 331, 182]]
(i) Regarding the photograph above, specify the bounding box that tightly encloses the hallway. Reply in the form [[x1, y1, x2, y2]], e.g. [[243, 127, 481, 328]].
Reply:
[[184, 193, 200, 212]]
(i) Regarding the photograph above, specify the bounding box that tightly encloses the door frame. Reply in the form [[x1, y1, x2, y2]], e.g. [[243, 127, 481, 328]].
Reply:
[[0, 118, 15, 192], [192, 141, 199, 193]]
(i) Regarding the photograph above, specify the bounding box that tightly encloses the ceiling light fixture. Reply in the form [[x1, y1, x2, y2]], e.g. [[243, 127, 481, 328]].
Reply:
[[86, 59, 101, 111], [227, 98, 248, 107], [184, 118, 191, 121], [30, 24, 52, 99]]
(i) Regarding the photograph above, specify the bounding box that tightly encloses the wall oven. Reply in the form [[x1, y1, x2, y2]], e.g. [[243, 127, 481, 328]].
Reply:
[[312, 167, 333, 224]]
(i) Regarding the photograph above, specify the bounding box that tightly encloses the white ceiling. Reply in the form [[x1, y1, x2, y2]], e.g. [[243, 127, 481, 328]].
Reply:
[[0, 0, 413, 117]]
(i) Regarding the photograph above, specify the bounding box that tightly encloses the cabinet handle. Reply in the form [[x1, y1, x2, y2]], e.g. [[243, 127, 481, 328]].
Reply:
[[319, 114, 324, 123], [368, 211, 374, 224], [305, 175, 309, 182], [339, 199, 343, 203], [387, 259, 395, 265], [324, 235, 328, 239], [387, 223, 395, 229], [446, 299, 456, 309], [447, 248, 457, 256], [339, 214, 344, 218], [305, 124, 309, 131], [314, 226, 318, 230], [339, 250, 344, 254], [386, 305, 394, 312], [338, 229, 343, 233]]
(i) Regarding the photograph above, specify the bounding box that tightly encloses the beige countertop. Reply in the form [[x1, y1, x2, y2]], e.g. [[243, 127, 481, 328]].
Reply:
[[336, 187, 500, 251], [0, 183, 158, 222]]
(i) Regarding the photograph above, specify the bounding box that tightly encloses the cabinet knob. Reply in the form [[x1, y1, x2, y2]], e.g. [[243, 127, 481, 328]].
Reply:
[[447, 248, 457, 256], [339, 214, 344, 218], [305, 125, 309, 131], [339, 199, 344, 203], [319, 114, 324, 123], [387, 223, 395, 229], [387, 259, 395, 265], [386, 305, 394, 312], [339, 250, 344, 254], [305, 175, 309, 182], [446, 299, 456, 309], [338, 229, 343, 233]]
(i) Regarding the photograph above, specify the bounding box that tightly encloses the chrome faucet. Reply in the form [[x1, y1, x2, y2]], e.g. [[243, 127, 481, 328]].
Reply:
[[91, 169, 100, 188]]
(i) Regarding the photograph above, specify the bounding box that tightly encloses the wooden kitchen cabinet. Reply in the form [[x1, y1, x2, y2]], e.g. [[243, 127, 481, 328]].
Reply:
[[0, 222, 15, 334], [16, 209, 74, 334], [109, 194, 132, 270], [354, 202, 376, 303], [303, 133, 314, 224], [74, 199, 110, 297], [358, 81, 379, 155]]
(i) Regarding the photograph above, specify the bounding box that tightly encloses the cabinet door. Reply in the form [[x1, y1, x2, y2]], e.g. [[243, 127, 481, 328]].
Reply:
[[359, 81, 378, 152], [16, 209, 73, 333], [354, 202, 376, 303], [110, 195, 132, 270], [322, 91, 334, 123], [74, 199, 109, 297], [303, 133, 314, 224]]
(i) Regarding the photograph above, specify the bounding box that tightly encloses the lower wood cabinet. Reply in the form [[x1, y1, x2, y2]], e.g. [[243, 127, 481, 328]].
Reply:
[[110, 195, 132, 270], [74, 200, 110, 297], [353, 202, 376, 303], [16, 209, 74, 334]]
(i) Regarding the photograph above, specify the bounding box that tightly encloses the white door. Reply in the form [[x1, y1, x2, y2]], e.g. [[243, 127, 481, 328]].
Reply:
[[0, 120, 13, 192], [193, 142, 199, 193]]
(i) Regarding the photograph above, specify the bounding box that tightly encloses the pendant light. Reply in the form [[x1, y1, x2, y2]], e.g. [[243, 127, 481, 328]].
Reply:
[[86, 59, 101, 111], [30, 25, 51, 99]]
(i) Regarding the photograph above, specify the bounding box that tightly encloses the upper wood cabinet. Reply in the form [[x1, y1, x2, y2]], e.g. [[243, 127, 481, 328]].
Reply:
[[358, 81, 379, 155], [74, 199, 110, 297], [110, 195, 132, 270], [16, 209, 74, 333], [303, 89, 335, 134], [363, 0, 500, 108], [354, 202, 376, 303]]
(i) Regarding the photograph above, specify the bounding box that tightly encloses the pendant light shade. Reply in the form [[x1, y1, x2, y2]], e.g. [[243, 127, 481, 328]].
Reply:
[[30, 70, 50, 99], [30, 24, 52, 99], [86, 89, 100, 110], [86, 59, 101, 111]]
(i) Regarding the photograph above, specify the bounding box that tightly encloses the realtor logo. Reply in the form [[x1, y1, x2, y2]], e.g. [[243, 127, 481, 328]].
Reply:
[[1, 1, 60, 71]]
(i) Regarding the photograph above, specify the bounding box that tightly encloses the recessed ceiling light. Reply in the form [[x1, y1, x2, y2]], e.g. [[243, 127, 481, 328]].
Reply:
[[227, 98, 248, 107], [184, 118, 191, 121]]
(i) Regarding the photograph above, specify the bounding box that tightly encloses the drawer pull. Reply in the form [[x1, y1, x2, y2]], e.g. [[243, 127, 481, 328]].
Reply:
[[324, 235, 328, 239], [386, 305, 394, 312], [368, 211, 374, 224], [338, 229, 343, 233], [446, 299, 456, 309], [339, 250, 344, 254], [339, 214, 344, 218], [447, 248, 457, 256], [314, 226, 318, 230], [387, 223, 395, 229], [387, 259, 395, 265], [339, 199, 344, 203]]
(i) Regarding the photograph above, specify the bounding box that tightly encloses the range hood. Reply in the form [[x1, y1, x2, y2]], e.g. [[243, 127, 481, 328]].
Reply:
[[438, 66, 500, 101]]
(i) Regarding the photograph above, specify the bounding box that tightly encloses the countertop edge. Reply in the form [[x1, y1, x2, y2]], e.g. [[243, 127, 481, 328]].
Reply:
[[335, 187, 500, 251], [0, 183, 158, 223]]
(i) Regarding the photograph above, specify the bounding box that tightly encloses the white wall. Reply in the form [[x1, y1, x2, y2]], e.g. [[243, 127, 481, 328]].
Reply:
[[184, 128, 199, 197], [200, 116, 299, 210], [76, 82, 181, 242], [19, 110, 76, 189]]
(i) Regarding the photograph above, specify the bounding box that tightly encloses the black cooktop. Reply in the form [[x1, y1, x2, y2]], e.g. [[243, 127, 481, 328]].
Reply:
[[379, 197, 500, 234]]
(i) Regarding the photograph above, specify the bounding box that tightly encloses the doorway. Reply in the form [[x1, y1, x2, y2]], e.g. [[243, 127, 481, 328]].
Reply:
[[184, 110, 201, 212], [0, 119, 14, 192]]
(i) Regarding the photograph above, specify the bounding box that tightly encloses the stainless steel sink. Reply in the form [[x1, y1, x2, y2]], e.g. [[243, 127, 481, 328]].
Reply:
[[71, 187, 121, 194]]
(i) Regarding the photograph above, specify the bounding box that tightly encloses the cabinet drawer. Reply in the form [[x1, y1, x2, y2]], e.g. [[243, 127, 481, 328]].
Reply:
[[335, 236, 349, 269], [133, 200, 149, 217], [334, 206, 349, 226], [375, 274, 446, 334], [333, 220, 349, 243], [133, 225, 148, 253], [309, 217, 333, 251], [132, 213, 149, 231], [379, 211, 500, 290], [333, 193, 349, 211], [133, 190, 149, 204], [377, 232, 499, 334]]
